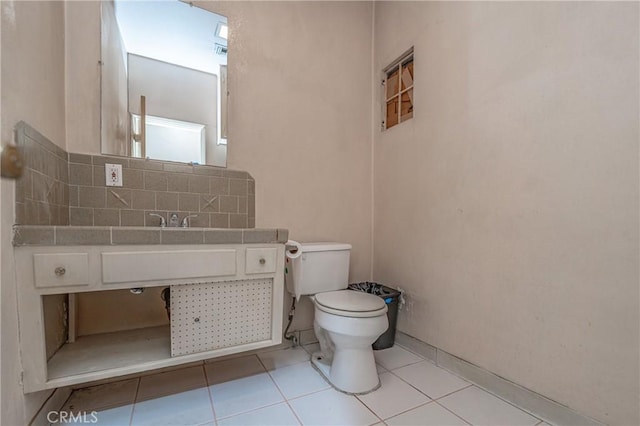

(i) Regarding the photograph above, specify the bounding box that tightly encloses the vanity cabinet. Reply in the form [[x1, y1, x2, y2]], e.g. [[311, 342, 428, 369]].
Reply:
[[14, 243, 285, 393]]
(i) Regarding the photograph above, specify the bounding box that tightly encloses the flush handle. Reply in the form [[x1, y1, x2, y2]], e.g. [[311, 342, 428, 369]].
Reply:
[[54, 267, 66, 277]]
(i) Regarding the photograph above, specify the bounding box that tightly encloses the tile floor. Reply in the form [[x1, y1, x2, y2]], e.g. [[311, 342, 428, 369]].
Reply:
[[57, 344, 554, 426]]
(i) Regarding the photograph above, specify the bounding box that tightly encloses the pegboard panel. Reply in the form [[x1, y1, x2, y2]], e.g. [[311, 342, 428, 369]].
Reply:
[[170, 279, 273, 357]]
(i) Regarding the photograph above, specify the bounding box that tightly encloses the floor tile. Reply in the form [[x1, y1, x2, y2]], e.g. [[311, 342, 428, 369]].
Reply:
[[376, 363, 387, 373], [392, 361, 469, 399], [217, 402, 300, 426], [357, 372, 430, 420], [62, 378, 139, 413], [60, 405, 134, 425], [373, 346, 423, 370], [204, 354, 265, 385], [210, 372, 284, 419], [289, 388, 379, 426], [258, 346, 310, 370], [131, 387, 214, 425], [303, 343, 320, 354], [269, 361, 330, 399], [438, 386, 540, 426], [92, 405, 134, 426], [386, 402, 468, 426], [137, 365, 206, 401]]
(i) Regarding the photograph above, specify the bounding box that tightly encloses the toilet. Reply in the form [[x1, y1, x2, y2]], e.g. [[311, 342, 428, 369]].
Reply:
[[285, 242, 388, 394]]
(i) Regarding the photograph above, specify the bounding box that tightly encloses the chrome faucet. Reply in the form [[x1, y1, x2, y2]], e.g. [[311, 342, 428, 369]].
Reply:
[[148, 213, 197, 228], [169, 213, 180, 227], [181, 214, 198, 228], [148, 213, 166, 228]]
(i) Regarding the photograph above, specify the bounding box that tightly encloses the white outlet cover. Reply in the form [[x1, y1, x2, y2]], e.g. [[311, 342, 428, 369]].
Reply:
[[105, 164, 123, 187]]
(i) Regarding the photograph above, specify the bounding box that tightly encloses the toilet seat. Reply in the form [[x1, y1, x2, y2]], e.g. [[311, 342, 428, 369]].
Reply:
[[314, 290, 387, 318]]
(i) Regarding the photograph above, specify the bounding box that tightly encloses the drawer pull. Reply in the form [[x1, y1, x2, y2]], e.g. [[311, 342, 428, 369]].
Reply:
[[54, 267, 66, 277], [245, 248, 276, 274]]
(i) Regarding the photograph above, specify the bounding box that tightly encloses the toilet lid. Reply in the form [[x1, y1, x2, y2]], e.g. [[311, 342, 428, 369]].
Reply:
[[314, 290, 387, 317]]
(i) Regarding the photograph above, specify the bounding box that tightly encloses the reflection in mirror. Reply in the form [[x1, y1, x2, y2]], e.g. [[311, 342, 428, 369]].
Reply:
[[101, 0, 228, 167]]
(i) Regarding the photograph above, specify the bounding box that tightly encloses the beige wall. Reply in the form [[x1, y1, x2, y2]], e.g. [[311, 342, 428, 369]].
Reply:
[[145, 1, 374, 290], [65, 0, 101, 158], [72, 0, 375, 330], [228, 1, 373, 330], [99, 0, 128, 157], [1, 1, 68, 424], [3, 2, 638, 424], [373, 2, 639, 425]]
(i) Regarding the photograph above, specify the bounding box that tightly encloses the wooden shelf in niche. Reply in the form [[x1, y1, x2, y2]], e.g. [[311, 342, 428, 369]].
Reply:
[[383, 48, 414, 130]]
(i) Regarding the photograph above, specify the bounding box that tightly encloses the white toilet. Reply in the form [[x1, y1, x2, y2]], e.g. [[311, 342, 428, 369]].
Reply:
[[285, 242, 388, 394]]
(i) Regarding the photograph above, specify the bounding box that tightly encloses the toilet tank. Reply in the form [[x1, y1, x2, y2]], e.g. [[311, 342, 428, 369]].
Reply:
[[285, 243, 351, 298]]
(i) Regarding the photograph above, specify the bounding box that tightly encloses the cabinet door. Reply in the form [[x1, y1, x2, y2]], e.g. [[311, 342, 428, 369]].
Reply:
[[170, 279, 273, 357]]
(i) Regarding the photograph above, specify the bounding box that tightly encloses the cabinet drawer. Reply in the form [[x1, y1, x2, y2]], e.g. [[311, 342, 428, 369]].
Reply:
[[102, 249, 237, 284], [245, 248, 277, 274], [33, 253, 89, 288]]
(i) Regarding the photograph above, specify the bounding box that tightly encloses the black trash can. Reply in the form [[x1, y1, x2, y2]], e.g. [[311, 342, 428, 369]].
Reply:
[[348, 282, 401, 350]]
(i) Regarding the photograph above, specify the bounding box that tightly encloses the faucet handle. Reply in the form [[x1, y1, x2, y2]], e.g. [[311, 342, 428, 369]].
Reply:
[[180, 214, 198, 228], [148, 213, 166, 228]]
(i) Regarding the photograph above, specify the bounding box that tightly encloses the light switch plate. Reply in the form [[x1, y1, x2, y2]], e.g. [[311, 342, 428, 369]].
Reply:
[[105, 164, 123, 187]]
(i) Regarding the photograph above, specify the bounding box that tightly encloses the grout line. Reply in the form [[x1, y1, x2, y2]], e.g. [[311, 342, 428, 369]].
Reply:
[[436, 383, 543, 425], [214, 400, 288, 423], [257, 364, 304, 426], [382, 358, 424, 372], [207, 354, 295, 422], [354, 393, 385, 425], [371, 398, 434, 424], [434, 363, 545, 423], [380, 355, 475, 418], [128, 377, 141, 426], [202, 364, 219, 425], [284, 385, 337, 403], [393, 343, 427, 360], [283, 399, 304, 426], [432, 383, 474, 402], [433, 399, 473, 425], [382, 368, 434, 399]]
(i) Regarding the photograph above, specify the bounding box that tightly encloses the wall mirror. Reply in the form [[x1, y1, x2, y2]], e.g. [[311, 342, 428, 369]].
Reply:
[[100, 0, 228, 167]]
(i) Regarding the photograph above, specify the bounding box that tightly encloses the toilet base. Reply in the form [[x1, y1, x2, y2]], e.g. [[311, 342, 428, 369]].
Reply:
[[310, 351, 381, 395]]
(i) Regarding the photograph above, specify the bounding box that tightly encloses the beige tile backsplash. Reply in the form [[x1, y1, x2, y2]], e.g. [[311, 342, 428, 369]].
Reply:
[[15, 123, 70, 225], [15, 122, 255, 228]]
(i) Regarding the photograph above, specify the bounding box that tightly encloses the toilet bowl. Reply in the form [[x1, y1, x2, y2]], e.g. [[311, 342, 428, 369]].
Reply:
[[311, 290, 388, 394], [285, 242, 389, 394]]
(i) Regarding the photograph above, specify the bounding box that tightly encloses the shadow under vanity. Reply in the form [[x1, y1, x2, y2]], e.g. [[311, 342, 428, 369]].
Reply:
[[12, 122, 288, 393]]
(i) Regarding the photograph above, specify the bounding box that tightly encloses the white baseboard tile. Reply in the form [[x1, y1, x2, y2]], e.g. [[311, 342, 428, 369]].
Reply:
[[29, 387, 72, 426], [395, 331, 437, 362], [397, 331, 603, 426]]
